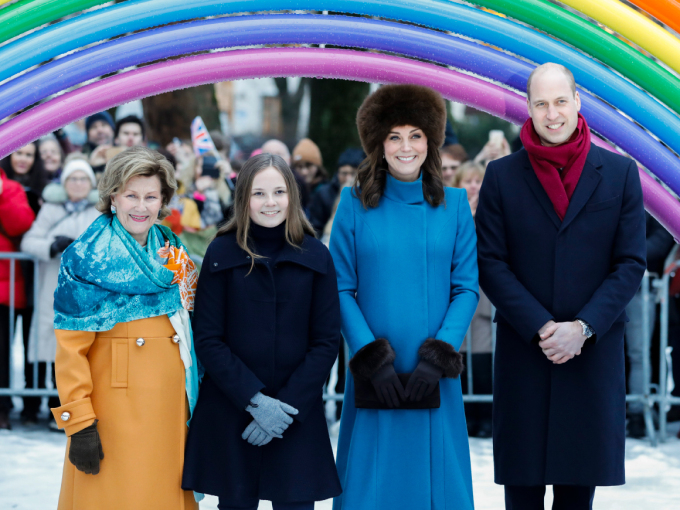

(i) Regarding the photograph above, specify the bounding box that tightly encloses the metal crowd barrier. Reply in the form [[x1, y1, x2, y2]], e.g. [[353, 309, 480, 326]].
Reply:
[[2, 251, 678, 443], [657, 247, 680, 442], [0, 252, 58, 398]]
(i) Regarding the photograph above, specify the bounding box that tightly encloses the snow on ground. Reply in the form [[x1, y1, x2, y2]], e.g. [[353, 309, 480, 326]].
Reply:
[[1, 420, 679, 509]]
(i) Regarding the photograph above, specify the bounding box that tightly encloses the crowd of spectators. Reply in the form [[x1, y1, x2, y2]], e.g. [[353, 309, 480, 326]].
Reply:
[[0, 110, 678, 440]]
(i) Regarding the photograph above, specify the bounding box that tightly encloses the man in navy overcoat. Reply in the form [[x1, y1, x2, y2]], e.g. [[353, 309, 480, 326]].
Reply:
[[476, 63, 646, 509]]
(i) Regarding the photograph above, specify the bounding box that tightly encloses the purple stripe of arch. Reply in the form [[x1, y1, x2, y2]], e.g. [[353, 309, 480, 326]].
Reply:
[[1, 15, 679, 198], [0, 47, 676, 238]]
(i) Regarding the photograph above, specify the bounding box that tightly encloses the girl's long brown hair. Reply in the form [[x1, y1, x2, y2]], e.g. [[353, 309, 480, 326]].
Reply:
[[217, 153, 315, 271], [353, 137, 446, 209]]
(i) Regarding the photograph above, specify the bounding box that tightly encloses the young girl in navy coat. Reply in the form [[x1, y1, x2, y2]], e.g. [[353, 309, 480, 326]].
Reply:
[[182, 153, 342, 510]]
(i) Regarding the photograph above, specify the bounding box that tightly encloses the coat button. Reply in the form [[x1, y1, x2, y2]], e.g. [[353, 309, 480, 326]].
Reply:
[[172, 335, 180, 344], [213, 262, 218, 267], [61, 412, 71, 422], [246, 256, 251, 259], [136, 338, 145, 347]]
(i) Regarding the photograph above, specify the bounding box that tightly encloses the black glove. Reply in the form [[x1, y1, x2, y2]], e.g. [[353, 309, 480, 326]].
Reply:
[[371, 363, 406, 408], [68, 420, 104, 475], [404, 360, 444, 402], [50, 236, 74, 258]]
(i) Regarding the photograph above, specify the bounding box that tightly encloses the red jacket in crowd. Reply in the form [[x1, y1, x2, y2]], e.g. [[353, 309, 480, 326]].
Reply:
[[0, 169, 35, 309]]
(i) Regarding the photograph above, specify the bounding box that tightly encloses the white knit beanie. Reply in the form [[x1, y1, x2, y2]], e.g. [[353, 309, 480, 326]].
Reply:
[[61, 159, 96, 186]]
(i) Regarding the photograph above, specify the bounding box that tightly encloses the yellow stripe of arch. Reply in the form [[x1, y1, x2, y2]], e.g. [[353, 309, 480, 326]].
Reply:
[[0, 0, 16, 5], [561, 0, 680, 75]]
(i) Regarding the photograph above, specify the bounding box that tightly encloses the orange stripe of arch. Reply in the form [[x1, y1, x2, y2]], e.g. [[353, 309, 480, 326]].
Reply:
[[628, 0, 680, 34]]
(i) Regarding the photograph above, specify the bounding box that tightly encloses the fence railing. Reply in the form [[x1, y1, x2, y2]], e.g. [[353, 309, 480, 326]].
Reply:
[[2, 251, 678, 443], [0, 252, 58, 398], [657, 247, 680, 442]]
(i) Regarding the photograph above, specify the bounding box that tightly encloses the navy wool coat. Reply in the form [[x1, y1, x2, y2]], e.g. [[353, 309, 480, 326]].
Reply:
[[475, 145, 646, 486], [182, 231, 342, 502]]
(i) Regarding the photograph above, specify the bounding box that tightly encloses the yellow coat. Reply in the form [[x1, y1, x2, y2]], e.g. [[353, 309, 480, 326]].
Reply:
[[51, 315, 198, 510]]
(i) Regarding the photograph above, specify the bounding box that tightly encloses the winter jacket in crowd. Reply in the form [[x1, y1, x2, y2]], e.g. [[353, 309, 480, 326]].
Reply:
[[20, 184, 100, 362], [645, 212, 675, 276], [0, 169, 35, 309], [162, 183, 215, 270], [182, 222, 342, 504], [308, 173, 340, 237], [1, 158, 48, 216], [460, 289, 493, 354]]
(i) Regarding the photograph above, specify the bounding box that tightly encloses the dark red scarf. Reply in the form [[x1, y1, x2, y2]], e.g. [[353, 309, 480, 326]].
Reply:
[[520, 113, 591, 220]]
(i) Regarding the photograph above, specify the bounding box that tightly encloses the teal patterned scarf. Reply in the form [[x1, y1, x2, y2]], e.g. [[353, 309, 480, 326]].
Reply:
[[54, 213, 199, 417]]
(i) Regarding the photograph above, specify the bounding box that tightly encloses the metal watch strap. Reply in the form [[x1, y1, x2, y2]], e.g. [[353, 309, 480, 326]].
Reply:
[[577, 319, 594, 338]]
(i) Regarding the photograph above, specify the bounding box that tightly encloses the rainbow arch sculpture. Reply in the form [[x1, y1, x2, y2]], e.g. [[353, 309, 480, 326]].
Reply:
[[0, 0, 679, 238]]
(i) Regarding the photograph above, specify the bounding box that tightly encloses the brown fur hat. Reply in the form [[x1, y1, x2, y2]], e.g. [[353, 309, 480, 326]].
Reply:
[[356, 84, 447, 157]]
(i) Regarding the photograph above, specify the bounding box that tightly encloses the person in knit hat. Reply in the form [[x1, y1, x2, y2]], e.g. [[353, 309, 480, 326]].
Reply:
[[83, 112, 115, 154], [330, 84, 478, 510], [476, 63, 645, 509], [292, 138, 327, 193], [83, 111, 116, 173]]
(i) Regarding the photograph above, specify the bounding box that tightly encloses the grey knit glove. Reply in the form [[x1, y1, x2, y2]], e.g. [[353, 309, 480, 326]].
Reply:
[[245, 392, 298, 437], [242, 420, 274, 446]]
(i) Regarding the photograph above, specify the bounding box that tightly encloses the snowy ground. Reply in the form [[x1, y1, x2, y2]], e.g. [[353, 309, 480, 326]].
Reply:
[[3, 321, 680, 508], [1, 419, 678, 509]]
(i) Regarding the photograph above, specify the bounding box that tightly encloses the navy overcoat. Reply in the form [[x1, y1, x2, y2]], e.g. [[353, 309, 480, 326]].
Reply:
[[476, 145, 646, 486], [182, 231, 342, 502]]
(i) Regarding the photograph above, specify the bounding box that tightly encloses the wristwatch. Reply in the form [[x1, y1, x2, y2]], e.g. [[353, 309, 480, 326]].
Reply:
[[576, 319, 595, 339]]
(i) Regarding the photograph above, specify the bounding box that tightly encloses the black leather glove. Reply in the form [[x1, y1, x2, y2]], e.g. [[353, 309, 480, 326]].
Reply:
[[405, 360, 444, 402], [371, 363, 406, 408], [50, 236, 74, 258], [68, 420, 104, 475]]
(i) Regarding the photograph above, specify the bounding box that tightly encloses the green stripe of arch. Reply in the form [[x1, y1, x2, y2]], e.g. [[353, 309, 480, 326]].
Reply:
[[470, 0, 680, 115], [3, 0, 680, 118], [0, 0, 102, 45]]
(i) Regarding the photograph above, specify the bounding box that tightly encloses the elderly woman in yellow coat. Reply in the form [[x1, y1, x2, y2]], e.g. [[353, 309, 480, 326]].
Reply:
[[50, 147, 200, 510]]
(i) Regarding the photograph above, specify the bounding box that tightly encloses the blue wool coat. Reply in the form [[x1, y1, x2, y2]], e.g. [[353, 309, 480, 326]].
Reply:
[[475, 145, 646, 486], [329, 175, 479, 510]]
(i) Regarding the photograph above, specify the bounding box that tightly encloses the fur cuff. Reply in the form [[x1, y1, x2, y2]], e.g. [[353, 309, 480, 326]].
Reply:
[[349, 338, 396, 380], [418, 338, 463, 378]]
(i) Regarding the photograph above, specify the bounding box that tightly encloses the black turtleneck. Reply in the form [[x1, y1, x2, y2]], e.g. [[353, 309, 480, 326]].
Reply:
[[249, 221, 287, 262]]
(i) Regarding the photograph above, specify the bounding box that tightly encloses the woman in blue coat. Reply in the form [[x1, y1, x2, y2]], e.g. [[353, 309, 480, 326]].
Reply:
[[330, 84, 479, 510], [182, 154, 342, 509]]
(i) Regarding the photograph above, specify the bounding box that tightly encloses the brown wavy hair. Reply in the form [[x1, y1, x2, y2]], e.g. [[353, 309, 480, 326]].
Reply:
[[216, 153, 315, 271], [353, 138, 445, 209]]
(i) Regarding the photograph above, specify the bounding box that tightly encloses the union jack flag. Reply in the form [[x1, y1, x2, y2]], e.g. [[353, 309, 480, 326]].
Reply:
[[191, 116, 217, 157]]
